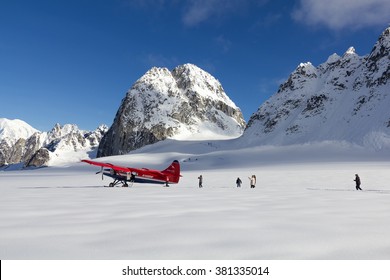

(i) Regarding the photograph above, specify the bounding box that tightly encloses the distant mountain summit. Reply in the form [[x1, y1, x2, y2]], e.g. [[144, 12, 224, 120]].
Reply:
[[98, 63, 246, 157], [243, 27, 390, 150], [0, 119, 107, 168], [0, 118, 38, 144]]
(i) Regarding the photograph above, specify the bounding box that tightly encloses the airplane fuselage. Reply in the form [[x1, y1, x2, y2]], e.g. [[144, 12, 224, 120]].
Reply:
[[82, 159, 181, 187]]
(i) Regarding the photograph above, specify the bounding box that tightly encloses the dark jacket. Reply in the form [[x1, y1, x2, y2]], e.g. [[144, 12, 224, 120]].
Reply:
[[354, 175, 361, 186]]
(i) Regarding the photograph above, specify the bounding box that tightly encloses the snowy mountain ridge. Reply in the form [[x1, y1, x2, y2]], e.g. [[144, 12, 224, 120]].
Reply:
[[243, 27, 390, 150], [0, 118, 38, 146], [0, 118, 108, 168], [98, 63, 246, 157]]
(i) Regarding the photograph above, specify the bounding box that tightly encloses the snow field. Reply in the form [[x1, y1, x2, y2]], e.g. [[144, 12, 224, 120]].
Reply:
[[1, 157, 390, 259]]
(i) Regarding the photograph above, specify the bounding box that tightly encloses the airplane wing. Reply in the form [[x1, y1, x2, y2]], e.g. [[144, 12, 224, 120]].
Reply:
[[81, 159, 131, 173]]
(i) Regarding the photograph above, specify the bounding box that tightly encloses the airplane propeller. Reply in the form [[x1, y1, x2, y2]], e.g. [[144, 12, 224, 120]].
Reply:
[[95, 167, 104, 180]]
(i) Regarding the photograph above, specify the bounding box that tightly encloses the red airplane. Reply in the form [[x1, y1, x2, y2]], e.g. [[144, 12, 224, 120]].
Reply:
[[81, 159, 181, 187]]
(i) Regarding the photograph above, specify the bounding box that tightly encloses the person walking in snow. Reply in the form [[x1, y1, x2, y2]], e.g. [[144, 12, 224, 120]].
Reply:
[[248, 175, 256, 188], [354, 174, 362, 190], [236, 177, 242, 188], [198, 175, 203, 188]]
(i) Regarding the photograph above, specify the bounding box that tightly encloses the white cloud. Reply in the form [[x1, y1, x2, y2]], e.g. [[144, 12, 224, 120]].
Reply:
[[292, 0, 390, 30]]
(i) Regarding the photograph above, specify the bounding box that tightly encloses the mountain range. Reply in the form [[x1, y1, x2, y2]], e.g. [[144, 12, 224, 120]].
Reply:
[[1, 26, 389, 168], [0, 118, 107, 168]]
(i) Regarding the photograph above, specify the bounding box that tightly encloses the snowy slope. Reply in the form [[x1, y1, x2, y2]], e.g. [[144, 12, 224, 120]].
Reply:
[[35, 123, 108, 167], [243, 27, 390, 150], [0, 118, 38, 145], [1, 139, 390, 260], [98, 63, 246, 157]]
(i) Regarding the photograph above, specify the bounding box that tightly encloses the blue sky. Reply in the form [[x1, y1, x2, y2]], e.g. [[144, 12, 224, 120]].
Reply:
[[1, 0, 389, 131]]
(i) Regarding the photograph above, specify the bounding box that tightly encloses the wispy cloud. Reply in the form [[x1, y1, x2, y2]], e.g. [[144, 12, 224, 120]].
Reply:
[[292, 0, 390, 30], [182, 0, 267, 27], [123, 0, 270, 28], [215, 35, 232, 53], [182, 0, 218, 26], [144, 53, 180, 68]]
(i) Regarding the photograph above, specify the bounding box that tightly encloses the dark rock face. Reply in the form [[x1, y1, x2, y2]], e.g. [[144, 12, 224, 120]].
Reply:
[[98, 64, 246, 157], [0, 140, 12, 166], [22, 133, 43, 163], [27, 148, 50, 167]]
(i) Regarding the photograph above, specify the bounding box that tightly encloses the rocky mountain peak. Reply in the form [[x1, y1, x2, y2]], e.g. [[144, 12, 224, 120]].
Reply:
[[325, 53, 341, 65], [344, 46, 357, 56], [296, 62, 317, 77], [98, 63, 246, 157], [243, 27, 390, 150], [171, 63, 234, 106], [365, 26, 390, 86], [370, 26, 390, 56]]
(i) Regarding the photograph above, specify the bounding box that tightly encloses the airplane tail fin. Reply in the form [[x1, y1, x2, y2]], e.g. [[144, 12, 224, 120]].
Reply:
[[162, 160, 181, 184]]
